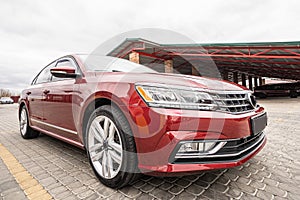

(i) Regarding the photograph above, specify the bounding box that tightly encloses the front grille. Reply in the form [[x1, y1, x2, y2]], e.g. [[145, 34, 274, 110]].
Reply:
[[211, 93, 255, 114], [170, 132, 265, 164]]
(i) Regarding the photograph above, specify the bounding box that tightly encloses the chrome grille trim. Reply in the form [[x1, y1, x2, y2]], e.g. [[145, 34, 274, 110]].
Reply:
[[174, 142, 227, 159], [213, 98, 248, 101], [169, 132, 266, 164], [210, 92, 256, 114], [219, 104, 250, 108], [174, 133, 265, 159]]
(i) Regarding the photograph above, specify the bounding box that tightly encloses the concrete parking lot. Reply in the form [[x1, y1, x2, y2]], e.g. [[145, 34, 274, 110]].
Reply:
[[0, 98, 299, 200]]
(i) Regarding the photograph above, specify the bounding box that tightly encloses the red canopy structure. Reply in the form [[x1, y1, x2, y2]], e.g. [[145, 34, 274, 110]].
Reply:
[[107, 38, 300, 88]]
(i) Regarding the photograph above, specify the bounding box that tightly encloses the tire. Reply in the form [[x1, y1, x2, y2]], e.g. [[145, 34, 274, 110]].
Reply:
[[19, 106, 39, 139], [290, 90, 298, 98], [85, 105, 139, 188]]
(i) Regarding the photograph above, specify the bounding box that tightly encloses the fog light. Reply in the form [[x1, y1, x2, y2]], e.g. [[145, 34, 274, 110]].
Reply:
[[178, 142, 217, 153]]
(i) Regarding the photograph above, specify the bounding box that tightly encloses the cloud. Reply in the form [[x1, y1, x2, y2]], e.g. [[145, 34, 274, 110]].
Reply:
[[0, 0, 299, 92]]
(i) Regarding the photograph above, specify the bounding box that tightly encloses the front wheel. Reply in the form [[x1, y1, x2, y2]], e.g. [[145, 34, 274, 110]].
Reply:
[[290, 90, 298, 98], [86, 105, 139, 188], [19, 106, 39, 139]]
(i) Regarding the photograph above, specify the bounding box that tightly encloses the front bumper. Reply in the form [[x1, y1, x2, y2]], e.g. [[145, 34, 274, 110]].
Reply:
[[170, 131, 265, 164], [139, 136, 266, 175], [128, 104, 267, 174]]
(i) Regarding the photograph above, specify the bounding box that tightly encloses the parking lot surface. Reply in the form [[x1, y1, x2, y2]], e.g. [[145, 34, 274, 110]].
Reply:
[[0, 98, 299, 200]]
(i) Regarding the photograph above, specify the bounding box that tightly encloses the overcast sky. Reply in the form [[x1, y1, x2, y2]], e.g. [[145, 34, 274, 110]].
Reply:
[[0, 0, 299, 93]]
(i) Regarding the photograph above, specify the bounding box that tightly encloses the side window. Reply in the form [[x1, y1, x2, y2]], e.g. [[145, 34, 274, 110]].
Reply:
[[51, 59, 77, 82], [34, 62, 56, 84], [56, 60, 76, 69]]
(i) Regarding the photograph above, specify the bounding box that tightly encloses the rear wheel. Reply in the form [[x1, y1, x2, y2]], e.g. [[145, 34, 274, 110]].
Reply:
[[19, 106, 39, 139], [290, 90, 298, 98], [86, 105, 139, 188]]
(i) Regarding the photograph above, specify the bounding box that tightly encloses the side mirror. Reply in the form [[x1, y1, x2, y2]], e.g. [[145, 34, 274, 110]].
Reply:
[[50, 66, 79, 78]]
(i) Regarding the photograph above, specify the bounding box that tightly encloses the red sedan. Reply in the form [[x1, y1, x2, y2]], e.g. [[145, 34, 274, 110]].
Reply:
[[19, 54, 267, 188]]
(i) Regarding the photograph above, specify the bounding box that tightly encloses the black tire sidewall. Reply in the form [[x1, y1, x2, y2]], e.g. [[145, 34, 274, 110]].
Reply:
[[20, 106, 29, 138], [20, 106, 39, 139], [85, 105, 138, 188], [290, 91, 298, 98]]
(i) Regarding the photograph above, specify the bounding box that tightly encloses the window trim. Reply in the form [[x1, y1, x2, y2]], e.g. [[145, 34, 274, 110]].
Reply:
[[51, 56, 83, 82], [31, 61, 57, 85], [31, 55, 83, 85]]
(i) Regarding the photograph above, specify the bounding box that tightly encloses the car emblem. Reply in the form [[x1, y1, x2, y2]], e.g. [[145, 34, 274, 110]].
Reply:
[[248, 93, 257, 109]]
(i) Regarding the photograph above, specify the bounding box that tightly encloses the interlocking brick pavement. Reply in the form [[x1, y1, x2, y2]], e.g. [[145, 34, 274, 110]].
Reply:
[[0, 97, 299, 199], [0, 159, 27, 200]]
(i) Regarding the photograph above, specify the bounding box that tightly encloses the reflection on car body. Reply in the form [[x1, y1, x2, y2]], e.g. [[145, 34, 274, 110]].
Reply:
[[0, 97, 14, 104]]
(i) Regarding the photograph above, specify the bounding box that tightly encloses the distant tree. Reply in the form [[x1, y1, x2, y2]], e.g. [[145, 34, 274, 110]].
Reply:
[[0, 89, 12, 97]]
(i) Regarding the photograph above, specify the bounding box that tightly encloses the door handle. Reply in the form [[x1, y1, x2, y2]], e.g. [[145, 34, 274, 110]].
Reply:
[[43, 90, 50, 94], [26, 91, 31, 95]]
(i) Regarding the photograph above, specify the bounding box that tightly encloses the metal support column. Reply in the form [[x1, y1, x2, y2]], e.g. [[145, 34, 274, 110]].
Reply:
[[241, 74, 247, 87], [248, 75, 253, 90], [233, 72, 239, 84], [259, 77, 266, 86], [259, 77, 263, 86], [254, 77, 258, 88]]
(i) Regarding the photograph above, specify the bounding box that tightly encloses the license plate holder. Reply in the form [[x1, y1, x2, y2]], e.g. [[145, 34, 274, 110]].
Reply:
[[251, 112, 267, 136]]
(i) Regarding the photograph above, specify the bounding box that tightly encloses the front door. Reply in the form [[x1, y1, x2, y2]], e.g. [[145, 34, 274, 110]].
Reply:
[[43, 58, 81, 142]]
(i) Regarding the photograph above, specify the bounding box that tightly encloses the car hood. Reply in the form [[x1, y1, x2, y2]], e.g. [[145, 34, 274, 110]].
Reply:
[[89, 72, 247, 91]]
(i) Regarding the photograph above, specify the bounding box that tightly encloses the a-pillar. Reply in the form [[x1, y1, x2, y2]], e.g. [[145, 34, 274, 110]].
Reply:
[[233, 72, 239, 84], [164, 59, 173, 73], [241, 74, 247, 87], [248, 75, 253, 90], [129, 51, 139, 64]]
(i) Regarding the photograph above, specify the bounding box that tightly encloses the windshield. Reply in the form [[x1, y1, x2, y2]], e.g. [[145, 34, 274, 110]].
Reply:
[[78, 55, 157, 73]]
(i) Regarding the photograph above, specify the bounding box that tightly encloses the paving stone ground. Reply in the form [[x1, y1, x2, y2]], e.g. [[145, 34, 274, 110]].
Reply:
[[0, 97, 299, 200], [0, 159, 27, 200]]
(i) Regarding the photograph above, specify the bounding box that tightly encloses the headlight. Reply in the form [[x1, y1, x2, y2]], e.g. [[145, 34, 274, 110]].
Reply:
[[136, 84, 218, 111]]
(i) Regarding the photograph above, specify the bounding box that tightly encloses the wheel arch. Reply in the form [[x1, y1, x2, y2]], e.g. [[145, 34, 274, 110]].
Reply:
[[80, 93, 136, 149], [18, 101, 28, 120]]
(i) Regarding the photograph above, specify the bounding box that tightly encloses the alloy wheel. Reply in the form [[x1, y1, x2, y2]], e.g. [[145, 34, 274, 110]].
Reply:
[[20, 108, 27, 136], [88, 116, 123, 179]]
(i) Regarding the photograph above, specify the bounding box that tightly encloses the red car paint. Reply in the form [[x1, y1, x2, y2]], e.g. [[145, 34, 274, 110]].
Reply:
[[19, 54, 267, 175]]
